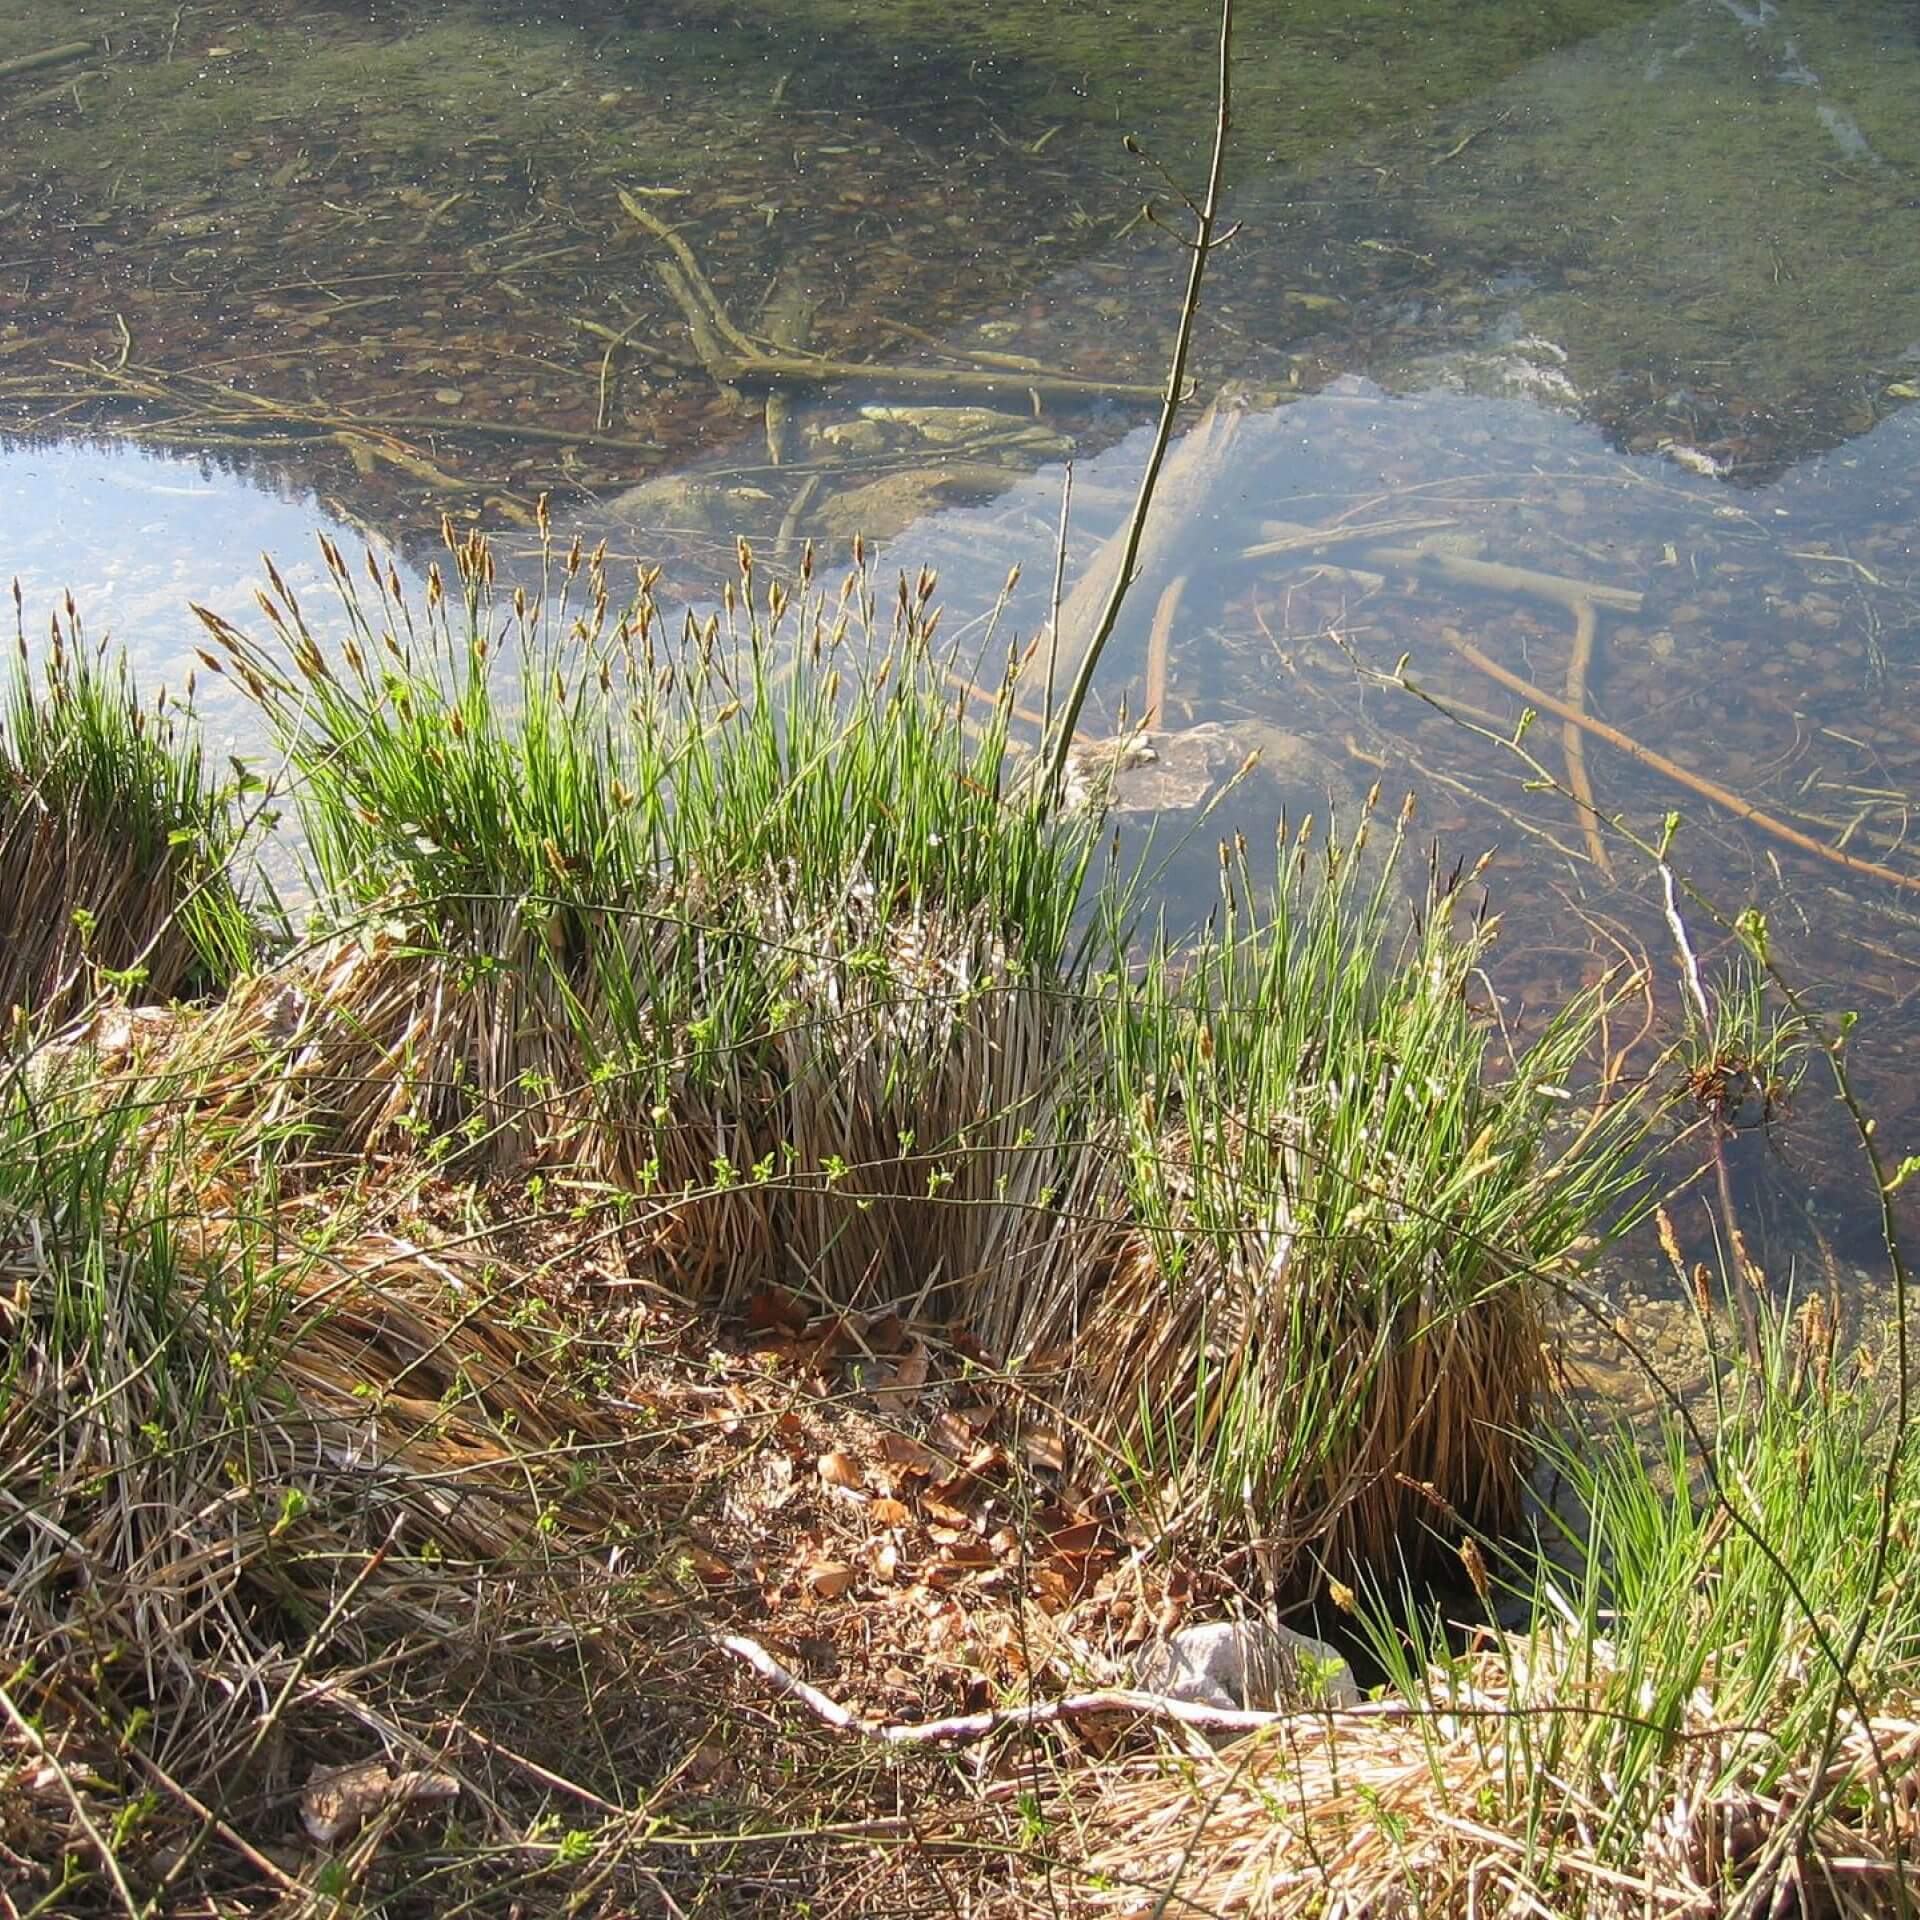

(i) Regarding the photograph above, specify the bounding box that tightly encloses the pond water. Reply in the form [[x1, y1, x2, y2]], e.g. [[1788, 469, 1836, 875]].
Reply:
[[3, 0, 1918, 1392]]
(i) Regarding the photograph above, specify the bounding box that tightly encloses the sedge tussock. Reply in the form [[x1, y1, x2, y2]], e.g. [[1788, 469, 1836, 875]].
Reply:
[[1, 612, 253, 1022], [198, 530, 1102, 1320], [992, 816, 1649, 1587]]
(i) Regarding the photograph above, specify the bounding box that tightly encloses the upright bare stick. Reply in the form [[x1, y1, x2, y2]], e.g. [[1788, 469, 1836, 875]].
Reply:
[[1041, 0, 1235, 803]]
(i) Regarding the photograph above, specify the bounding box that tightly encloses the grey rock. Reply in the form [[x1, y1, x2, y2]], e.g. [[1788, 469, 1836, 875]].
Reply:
[[816, 419, 891, 455], [1132, 1618, 1360, 1713], [814, 464, 1014, 543], [607, 473, 776, 535]]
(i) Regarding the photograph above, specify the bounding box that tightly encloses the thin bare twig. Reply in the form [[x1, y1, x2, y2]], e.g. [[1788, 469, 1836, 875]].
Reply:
[[1041, 0, 1235, 798], [714, 1632, 1371, 1746]]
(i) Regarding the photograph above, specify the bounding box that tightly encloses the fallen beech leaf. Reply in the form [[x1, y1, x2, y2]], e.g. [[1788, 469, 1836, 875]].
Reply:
[[1029, 1565, 1074, 1614], [684, 1738, 736, 1786], [869, 1496, 912, 1527], [1021, 1425, 1067, 1473], [948, 1326, 995, 1365], [806, 1314, 857, 1359], [870, 1537, 902, 1582], [1046, 1519, 1102, 1555], [872, 1339, 930, 1407], [939, 1540, 993, 1569], [805, 1560, 856, 1599], [921, 1479, 975, 1528], [923, 1598, 967, 1648], [746, 1285, 809, 1332], [684, 1544, 734, 1585], [302, 1759, 459, 1845], [864, 1310, 909, 1350], [875, 1430, 939, 1475], [817, 1450, 862, 1490]]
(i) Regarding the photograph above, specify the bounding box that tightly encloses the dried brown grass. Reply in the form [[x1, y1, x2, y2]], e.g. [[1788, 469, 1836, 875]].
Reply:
[[0, 1049, 674, 1913], [1070, 1642, 1920, 1920]]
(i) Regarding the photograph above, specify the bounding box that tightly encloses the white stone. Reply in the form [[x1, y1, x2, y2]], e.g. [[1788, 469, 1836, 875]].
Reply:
[[1133, 1618, 1361, 1713]]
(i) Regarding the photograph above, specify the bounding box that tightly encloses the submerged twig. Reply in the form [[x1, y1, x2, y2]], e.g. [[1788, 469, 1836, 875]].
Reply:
[[0, 40, 93, 84], [1562, 596, 1614, 876], [1442, 626, 1920, 896], [692, 345, 1158, 404], [1378, 543, 1642, 616], [617, 189, 761, 362], [760, 267, 817, 465], [1142, 573, 1186, 728], [619, 187, 1158, 404]]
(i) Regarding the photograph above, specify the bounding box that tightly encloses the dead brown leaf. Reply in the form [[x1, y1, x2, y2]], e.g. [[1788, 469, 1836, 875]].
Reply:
[[921, 1478, 976, 1529], [683, 1739, 737, 1788], [875, 1430, 940, 1476], [931, 1409, 977, 1456], [1029, 1565, 1075, 1613], [805, 1561, 856, 1600], [746, 1285, 809, 1332], [872, 1338, 929, 1407], [1046, 1519, 1102, 1555], [683, 1543, 735, 1585], [301, 1758, 459, 1846], [817, 1450, 862, 1490], [864, 1311, 909, 1350]]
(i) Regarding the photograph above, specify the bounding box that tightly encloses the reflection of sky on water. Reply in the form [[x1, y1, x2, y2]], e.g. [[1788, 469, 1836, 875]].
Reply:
[[7, 385, 1917, 709], [0, 440, 419, 752], [7, 386, 1918, 759]]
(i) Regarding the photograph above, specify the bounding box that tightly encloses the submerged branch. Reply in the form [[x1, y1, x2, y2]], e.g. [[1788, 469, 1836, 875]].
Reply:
[[1562, 597, 1614, 876], [0, 41, 93, 84], [1442, 626, 1920, 896], [619, 187, 1160, 404]]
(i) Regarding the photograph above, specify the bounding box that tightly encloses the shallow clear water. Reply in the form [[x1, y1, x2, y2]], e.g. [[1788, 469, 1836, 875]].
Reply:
[[3, 0, 1918, 1363], [1, 438, 416, 742]]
